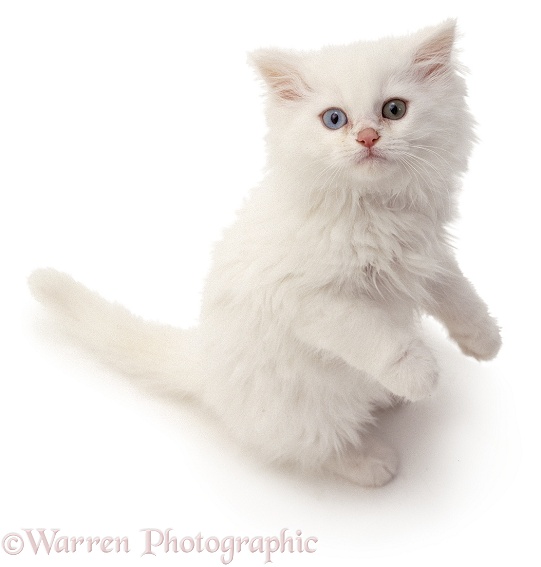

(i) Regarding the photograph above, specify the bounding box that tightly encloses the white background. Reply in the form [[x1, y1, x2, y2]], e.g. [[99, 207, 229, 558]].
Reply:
[[1, 1, 539, 565]]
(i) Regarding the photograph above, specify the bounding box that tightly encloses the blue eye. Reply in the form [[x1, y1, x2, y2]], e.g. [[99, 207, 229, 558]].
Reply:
[[322, 108, 348, 129]]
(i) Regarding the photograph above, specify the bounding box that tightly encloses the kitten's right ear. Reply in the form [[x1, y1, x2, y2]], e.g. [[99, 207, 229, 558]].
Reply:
[[248, 49, 311, 102]]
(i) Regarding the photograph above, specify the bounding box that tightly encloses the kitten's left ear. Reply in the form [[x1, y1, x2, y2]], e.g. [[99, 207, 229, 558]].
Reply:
[[248, 49, 311, 102], [411, 19, 457, 80]]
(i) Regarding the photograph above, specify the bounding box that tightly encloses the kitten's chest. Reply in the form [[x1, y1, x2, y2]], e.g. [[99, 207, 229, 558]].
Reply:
[[351, 213, 412, 266], [318, 207, 440, 292]]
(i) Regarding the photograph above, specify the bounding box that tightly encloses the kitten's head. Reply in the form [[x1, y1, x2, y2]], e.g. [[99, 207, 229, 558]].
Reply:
[[250, 20, 474, 204]]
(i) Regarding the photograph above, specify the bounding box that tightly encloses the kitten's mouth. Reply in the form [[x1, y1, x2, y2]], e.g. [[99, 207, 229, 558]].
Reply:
[[354, 149, 386, 165]]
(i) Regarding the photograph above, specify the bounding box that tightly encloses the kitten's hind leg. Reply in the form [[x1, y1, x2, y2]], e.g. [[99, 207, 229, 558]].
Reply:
[[325, 436, 399, 487]]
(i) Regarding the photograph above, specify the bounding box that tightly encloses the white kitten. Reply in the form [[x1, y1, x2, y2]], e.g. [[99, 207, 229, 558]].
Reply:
[[29, 20, 501, 487]]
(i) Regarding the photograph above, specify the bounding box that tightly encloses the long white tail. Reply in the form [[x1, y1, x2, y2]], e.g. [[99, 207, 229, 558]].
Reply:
[[28, 268, 202, 397]]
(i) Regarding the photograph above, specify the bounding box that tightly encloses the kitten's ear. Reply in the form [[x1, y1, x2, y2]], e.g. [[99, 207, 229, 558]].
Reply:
[[411, 19, 457, 80], [248, 49, 311, 102]]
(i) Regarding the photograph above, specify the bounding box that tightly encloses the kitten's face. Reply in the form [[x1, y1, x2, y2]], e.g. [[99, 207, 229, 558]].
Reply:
[[251, 21, 473, 200]]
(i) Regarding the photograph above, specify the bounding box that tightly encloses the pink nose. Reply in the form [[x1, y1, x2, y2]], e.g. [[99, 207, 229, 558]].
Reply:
[[356, 128, 380, 148]]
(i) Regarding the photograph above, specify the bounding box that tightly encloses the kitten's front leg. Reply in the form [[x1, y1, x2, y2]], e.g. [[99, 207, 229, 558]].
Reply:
[[425, 256, 502, 360], [293, 292, 438, 401]]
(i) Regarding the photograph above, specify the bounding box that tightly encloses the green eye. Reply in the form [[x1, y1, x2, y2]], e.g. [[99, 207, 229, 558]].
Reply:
[[322, 108, 348, 129], [382, 99, 407, 120]]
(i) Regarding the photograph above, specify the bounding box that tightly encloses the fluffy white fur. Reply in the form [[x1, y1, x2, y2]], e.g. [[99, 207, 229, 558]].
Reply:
[[29, 21, 501, 487]]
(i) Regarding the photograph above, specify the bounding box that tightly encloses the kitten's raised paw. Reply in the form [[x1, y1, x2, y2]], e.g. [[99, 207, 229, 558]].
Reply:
[[379, 339, 439, 402], [328, 438, 399, 487], [451, 314, 502, 361]]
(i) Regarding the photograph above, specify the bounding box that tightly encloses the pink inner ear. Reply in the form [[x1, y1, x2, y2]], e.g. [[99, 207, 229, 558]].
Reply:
[[262, 66, 307, 101], [413, 26, 455, 79], [251, 51, 310, 102]]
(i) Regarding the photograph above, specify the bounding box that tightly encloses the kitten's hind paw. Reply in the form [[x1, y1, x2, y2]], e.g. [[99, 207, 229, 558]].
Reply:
[[328, 438, 399, 487]]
